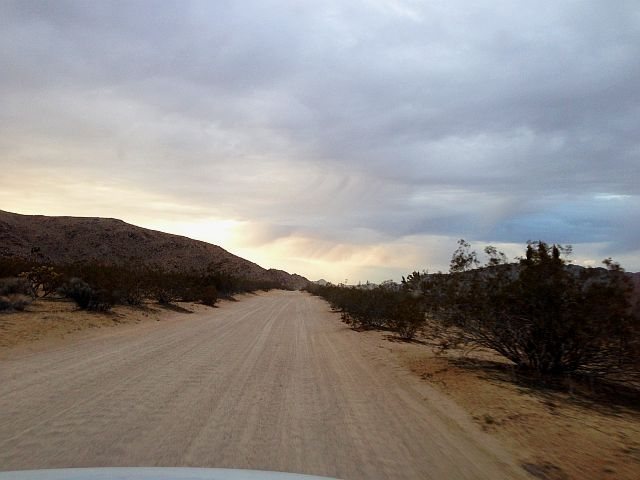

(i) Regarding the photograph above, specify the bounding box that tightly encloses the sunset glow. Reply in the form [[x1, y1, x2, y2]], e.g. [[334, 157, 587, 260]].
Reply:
[[1, 1, 638, 281]]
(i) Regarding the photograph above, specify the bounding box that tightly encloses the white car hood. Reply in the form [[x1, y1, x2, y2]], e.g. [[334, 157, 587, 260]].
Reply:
[[0, 468, 340, 480]]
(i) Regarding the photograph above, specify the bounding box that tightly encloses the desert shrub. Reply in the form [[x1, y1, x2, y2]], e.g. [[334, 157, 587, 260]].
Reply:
[[9, 294, 30, 311], [0, 296, 11, 311], [0, 294, 31, 312], [149, 271, 183, 304], [0, 277, 30, 296], [208, 271, 237, 296], [60, 263, 152, 307], [0, 255, 282, 308], [311, 240, 638, 379], [60, 278, 113, 311], [198, 285, 218, 306], [61, 278, 94, 309], [389, 296, 425, 340], [423, 241, 639, 377], [118, 285, 145, 306], [307, 283, 405, 331], [346, 287, 397, 329], [113, 269, 147, 306], [0, 257, 34, 278], [18, 265, 62, 298], [0, 278, 33, 312]]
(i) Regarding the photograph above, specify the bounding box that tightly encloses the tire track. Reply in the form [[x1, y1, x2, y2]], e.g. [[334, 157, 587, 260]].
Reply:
[[0, 291, 526, 479]]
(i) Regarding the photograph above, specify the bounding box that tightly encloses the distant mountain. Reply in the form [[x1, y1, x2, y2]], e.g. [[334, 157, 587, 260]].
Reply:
[[0, 210, 309, 289]]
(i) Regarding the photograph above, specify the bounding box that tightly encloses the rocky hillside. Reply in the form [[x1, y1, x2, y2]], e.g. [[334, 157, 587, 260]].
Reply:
[[0, 210, 308, 289]]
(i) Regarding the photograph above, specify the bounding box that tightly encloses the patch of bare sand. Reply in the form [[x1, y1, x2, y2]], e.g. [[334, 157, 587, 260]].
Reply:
[[366, 330, 640, 480], [0, 297, 214, 357]]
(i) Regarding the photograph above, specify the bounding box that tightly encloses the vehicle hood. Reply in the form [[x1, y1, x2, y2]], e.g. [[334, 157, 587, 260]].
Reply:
[[0, 468, 340, 480]]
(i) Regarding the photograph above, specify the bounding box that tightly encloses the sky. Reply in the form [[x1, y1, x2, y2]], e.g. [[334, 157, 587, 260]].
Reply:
[[1, 0, 639, 282]]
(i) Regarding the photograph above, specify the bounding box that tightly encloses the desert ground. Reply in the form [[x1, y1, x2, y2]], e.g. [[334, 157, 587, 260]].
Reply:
[[1, 291, 638, 479], [371, 334, 640, 480], [1, 290, 526, 479]]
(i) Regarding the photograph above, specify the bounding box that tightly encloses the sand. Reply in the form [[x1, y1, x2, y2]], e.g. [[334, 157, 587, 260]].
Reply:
[[399, 343, 640, 480], [0, 290, 525, 479]]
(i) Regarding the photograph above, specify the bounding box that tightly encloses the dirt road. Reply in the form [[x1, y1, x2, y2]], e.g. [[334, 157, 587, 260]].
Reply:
[[0, 291, 526, 479]]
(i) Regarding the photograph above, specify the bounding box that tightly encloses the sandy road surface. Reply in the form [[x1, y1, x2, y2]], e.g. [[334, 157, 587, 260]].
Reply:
[[0, 291, 526, 479]]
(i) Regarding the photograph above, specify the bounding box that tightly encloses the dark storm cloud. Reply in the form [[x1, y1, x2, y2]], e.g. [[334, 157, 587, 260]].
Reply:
[[1, 0, 639, 273]]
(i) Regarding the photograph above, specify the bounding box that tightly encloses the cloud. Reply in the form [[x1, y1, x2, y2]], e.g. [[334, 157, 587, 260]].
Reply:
[[1, 0, 639, 279]]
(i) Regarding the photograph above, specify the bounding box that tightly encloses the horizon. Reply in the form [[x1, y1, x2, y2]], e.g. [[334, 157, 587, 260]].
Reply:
[[3, 208, 637, 283], [1, 1, 639, 282]]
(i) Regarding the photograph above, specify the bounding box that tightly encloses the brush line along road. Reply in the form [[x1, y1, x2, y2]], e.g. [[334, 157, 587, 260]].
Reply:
[[0, 291, 525, 479]]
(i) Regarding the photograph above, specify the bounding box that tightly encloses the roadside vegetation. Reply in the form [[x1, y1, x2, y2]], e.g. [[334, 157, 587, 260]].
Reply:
[[307, 240, 640, 386], [0, 255, 286, 312]]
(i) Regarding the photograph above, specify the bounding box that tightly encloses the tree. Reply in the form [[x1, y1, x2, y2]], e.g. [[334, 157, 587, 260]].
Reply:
[[484, 246, 507, 266], [426, 241, 639, 376], [18, 265, 62, 298], [449, 239, 479, 273]]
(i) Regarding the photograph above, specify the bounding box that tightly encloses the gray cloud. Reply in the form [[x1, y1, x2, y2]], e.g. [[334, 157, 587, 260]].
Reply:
[[1, 0, 639, 278]]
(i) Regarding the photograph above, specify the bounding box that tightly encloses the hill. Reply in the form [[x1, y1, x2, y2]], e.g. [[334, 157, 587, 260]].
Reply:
[[0, 210, 308, 289]]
